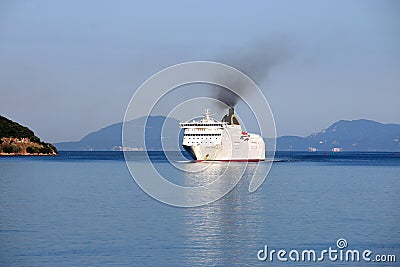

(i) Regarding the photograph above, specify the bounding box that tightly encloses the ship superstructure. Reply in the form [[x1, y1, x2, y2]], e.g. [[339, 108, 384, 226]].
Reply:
[[180, 108, 265, 161]]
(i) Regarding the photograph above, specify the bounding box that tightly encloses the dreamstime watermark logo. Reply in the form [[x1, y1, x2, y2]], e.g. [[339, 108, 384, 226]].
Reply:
[[122, 61, 276, 207], [257, 238, 397, 263]]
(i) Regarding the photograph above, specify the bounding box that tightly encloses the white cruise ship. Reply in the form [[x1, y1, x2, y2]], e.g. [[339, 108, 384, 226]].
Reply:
[[180, 108, 265, 161]]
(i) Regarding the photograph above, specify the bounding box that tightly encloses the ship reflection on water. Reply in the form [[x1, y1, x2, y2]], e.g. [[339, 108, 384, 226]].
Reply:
[[181, 162, 266, 265]]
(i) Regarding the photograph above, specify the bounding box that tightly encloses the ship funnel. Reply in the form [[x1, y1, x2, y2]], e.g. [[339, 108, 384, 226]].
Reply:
[[222, 107, 240, 125]]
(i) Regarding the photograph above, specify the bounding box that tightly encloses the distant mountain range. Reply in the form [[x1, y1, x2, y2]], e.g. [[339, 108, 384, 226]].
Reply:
[[277, 119, 400, 151], [56, 116, 183, 151], [55, 117, 400, 152]]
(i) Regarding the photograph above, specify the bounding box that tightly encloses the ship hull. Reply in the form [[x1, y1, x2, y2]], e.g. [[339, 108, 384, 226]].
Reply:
[[183, 139, 265, 161], [180, 108, 265, 162]]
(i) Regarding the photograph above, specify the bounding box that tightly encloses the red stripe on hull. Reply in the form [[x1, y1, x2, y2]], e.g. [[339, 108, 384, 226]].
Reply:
[[194, 159, 264, 162]]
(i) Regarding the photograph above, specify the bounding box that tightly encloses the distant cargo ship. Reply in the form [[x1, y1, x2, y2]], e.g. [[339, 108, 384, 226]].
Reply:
[[180, 108, 265, 161]]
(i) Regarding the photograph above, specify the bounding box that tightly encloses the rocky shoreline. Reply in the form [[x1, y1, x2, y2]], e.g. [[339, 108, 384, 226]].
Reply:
[[0, 152, 57, 156], [0, 137, 57, 156]]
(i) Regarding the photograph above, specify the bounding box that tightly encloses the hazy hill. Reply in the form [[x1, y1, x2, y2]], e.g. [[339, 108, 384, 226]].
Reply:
[[277, 119, 400, 151], [55, 117, 400, 152], [55, 116, 182, 151]]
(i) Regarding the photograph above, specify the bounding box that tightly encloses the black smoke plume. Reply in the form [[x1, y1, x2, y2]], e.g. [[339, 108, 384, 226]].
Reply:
[[213, 37, 291, 108]]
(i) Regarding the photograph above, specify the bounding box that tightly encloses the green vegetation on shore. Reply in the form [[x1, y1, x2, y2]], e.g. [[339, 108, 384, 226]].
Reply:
[[0, 115, 57, 155]]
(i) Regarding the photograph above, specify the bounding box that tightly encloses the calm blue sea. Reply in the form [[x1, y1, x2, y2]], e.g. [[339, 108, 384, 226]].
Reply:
[[1, 152, 399, 266]]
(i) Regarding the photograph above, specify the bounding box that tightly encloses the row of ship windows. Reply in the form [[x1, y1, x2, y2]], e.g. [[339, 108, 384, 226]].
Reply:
[[186, 128, 219, 132], [182, 124, 222, 127], [184, 134, 221, 136], [186, 138, 216, 140]]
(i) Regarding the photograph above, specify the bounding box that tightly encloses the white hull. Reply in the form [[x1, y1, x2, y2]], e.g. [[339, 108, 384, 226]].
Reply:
[[180, 109, 265, 161]]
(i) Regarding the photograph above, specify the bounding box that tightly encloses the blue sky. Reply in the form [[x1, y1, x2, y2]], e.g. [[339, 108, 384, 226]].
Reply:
[[0, 0, 399, 142]]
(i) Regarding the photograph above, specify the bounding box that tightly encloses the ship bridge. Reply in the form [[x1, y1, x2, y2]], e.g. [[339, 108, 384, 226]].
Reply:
[[180, 109, 224, 147]]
